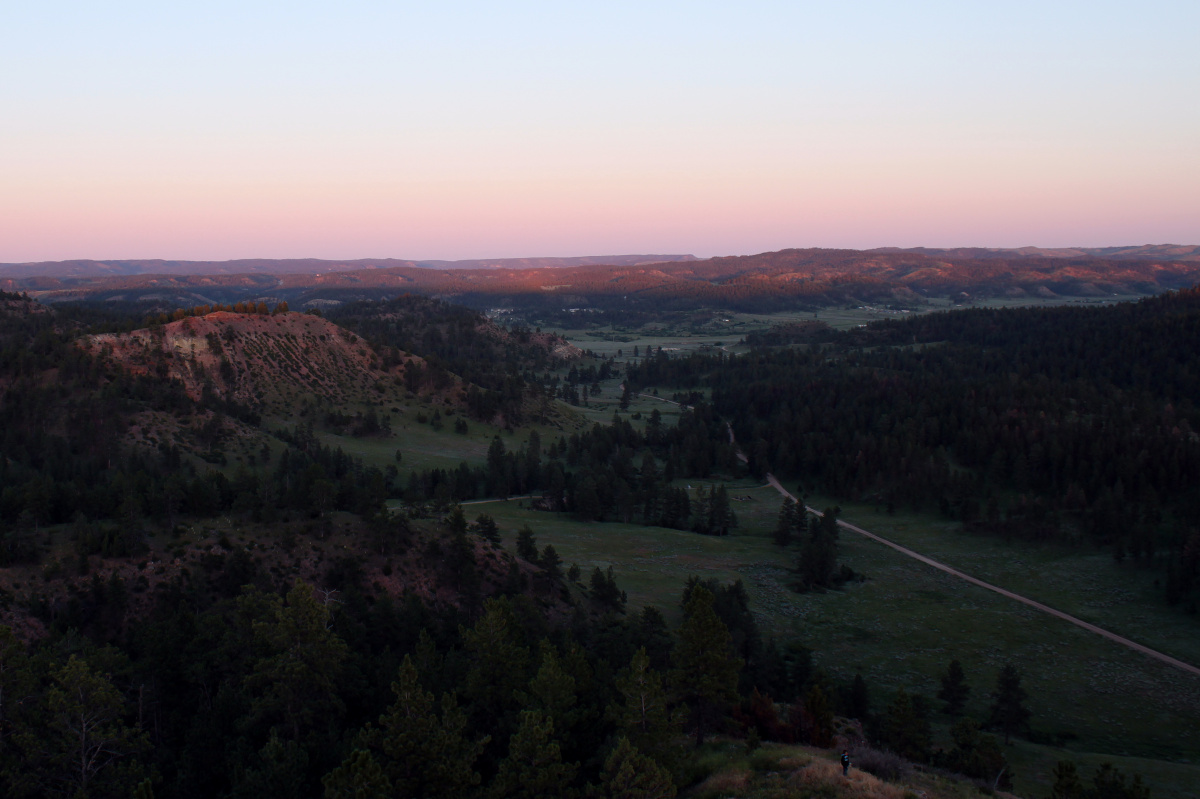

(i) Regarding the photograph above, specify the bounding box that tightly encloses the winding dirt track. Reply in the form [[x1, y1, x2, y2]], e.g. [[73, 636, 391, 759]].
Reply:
[[765, 475, 1200, 678], [712, 420, 1200, 678]]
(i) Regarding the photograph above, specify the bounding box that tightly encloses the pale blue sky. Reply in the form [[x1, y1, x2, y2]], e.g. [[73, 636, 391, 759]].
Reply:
[[2, 2, 1197, 260]]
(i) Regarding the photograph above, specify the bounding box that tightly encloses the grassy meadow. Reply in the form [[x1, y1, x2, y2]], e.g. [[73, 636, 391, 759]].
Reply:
[[451, 465, 1199, 799]]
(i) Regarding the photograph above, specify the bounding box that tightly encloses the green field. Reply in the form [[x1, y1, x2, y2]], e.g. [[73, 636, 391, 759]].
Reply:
[[459, 479, 1200, 799], [548, 297, 1153, 358]]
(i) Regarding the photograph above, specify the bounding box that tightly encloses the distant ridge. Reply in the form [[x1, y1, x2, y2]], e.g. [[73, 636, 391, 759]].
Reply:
[[5, 245, 1200, 311], [869, 244, 1200, 262], [0, 254, 697, 279]]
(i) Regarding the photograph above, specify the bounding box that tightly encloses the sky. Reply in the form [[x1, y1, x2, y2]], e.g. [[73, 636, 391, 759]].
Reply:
[[2, 1, 1198, 262]]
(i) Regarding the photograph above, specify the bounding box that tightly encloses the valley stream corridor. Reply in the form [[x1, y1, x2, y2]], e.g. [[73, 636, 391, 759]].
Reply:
[[705, 413, 1200, 679]]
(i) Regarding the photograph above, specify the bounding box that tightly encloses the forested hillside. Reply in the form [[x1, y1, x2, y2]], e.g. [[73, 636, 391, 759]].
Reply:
[[327, 294, 580, 424], [627, 287, 1200, 611], [0, 289, 1179, 798]]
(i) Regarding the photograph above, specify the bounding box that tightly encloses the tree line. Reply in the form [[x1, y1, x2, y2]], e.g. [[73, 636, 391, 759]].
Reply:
[[627, 289, 1200, 611]]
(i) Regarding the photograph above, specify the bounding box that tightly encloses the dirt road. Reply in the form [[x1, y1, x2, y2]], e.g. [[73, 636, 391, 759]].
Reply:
[[728, 424, 1200, 677]]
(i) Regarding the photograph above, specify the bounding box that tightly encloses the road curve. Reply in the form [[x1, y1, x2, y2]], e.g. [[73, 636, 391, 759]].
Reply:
[[726, 423, 1200, 677]]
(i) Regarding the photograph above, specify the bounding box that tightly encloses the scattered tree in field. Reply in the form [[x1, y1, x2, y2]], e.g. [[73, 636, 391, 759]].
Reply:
[[516, 525, 539, 562], [987, 663, 1030, 744], [1048, 760, 1085, 799], [939, 717, 1010, 789], [881, 688, 931, 762], [845, 673, 871, 721], [773, 497, 798, 547], [539, 546, 562, 579], [590, 566, 626, 611], [801, 684, 835, 747], [797, 507, 840, 590], [938, 659, 971, 716], [474, 513, 501, 544]]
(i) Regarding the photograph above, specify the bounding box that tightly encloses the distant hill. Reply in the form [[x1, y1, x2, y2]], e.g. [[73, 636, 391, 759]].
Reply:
[[0, 253, 696, 279], [871, 244, 1200, 262], [6, 245, 1200, 313]]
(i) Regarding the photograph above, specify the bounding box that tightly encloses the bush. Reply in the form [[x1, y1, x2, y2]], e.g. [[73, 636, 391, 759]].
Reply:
[[852, 746, 911, 782]]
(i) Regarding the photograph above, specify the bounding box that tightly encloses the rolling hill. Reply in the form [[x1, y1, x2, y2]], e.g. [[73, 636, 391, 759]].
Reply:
[[4, 246, 1200, 315]]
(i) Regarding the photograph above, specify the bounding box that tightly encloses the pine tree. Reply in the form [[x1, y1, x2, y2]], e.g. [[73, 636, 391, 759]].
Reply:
[[987, 664, 1030, 744], [361, 655, 487, 799], [474, 514, 501, 543], [941, 717, 1010, 789], [846, 673, 871, 721], [12, 655, 150, 799], [446, 505, 468, 535], [938, 659, 970, 716], [797, 508, 839, 589], [461, 598, 532, 727], [517, 525, 539, 562], [322, 749, 392, 799], [671, 585, 742, 745], [1089, 763, 1150, 799], [490, 710, 578, 799], [773, 497, 797, 547], [612, 648, 680, 768], [881, 688, 931, 762], [524, 642, 579, 742], [1048, 760, 1084, 799], [801, 684, 835, 747], [592, 736, 676, 799], [540, 545, 563, 579], [246, 580, 349, 741]]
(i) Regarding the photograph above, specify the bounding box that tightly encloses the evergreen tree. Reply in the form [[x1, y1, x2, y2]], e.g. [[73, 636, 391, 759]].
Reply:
[[524, 642, 579, 743], [773, 497, 798, 547], [940, 717, 1010, 789], [797, 508, 839, 590], [987, 664, 1030, 744], [0, 624, 32, 753], [612, 648, 680, 769], [360, 655, 487, 799], [540, 545, 563, 579], [846, 673, 871, 721], [881, 688, 931, 762], [592, 736, 676, 799], [246, 580, 349, 741], [1048, 760, 1085, 799], [490, 710, 578, 799], [446, 505, 468, 535], [801, 684, 834, 747], [12, 655, 150, 799], [1089, 763, 1150, 799], [938, 659, 971, 716], [461, 598, 532, 729], [323, 749, 392, 799], [475, 513, 502, 544], [671, 585, 742, 745], [517, 525, 539, 562]]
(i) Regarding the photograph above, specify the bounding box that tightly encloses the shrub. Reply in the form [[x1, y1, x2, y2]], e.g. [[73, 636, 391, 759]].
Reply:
[[852, 747, 911, 782]]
